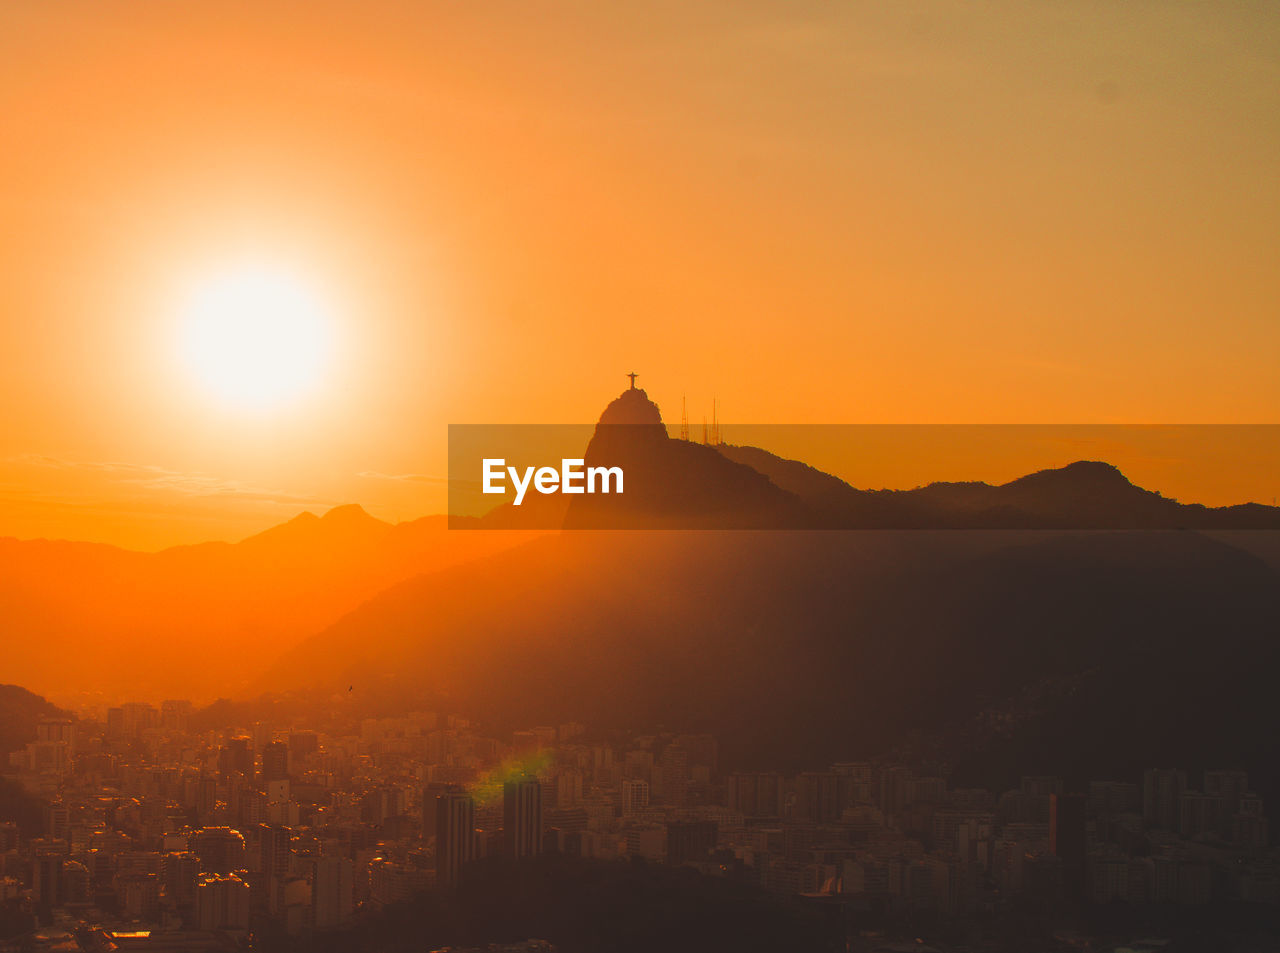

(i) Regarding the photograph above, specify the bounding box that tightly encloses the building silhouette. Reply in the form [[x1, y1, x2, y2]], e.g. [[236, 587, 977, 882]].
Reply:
[[504, 777, 543, 858], [260, 824, 292, 875], [666, 820, 717, 867], [190, 827, 246, 873], [621, 778, 650, 816], [435, 790, 477, 886], [195, 872, 250, 931], [1049, 793, 1087, 901], [1144, 768, 1187, 831], [261, 740, 289, 784], [310, 855, 354, 929]]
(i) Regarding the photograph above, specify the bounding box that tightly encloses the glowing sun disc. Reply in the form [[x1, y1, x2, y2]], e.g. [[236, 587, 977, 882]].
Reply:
[[176, 265, 336, 410]]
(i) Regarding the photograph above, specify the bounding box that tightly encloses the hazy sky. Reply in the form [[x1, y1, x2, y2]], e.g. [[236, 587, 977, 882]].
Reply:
[[1, 1, 1277, 547]]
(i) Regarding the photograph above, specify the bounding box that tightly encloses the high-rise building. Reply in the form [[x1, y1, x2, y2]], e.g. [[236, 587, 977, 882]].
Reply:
[[195, 872, 250, 931], [1088, 780, 1141, 817], [310, 856, 354, 929], [60, 861, 90, 903], [36, 719, 76, 753], [658, 745, 690, 807], [261, 741, 290, 784], [1143, 769, 1187, 831], [556, 769, 584, 808], [1204, 769, 1250, 838], [368, 858, 431, 906], [32, 852, 62, 907], [106, 707, 125, 741], [119, 871, 161, 920], [876, 765, 911, 815], [621, 778, 650, 816], [288, 731, 320, 759], [121, 702, 158, 737], [504, 777, 543, 858], [727, 773, 782, 817], [435, 790, 477, 887], [258, 823, 292, 881], [1049, 793, 1087, 901], [190, 827, 246, 873], [162, 851, 200, 908], [193, 775, 218, 820], [218, 738, 253, 781], [360, 786, 406, 826], [795, 772, 843, 823], [557, 722, 587, 742], [1020, 776, 1063, 824], [44, 802, 70, 839], [160, 700, 193, 732], [666, 821, 717, 867]]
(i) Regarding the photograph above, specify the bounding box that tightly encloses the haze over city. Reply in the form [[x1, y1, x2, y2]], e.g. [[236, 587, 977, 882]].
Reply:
[[1, 3, 1278, 952]]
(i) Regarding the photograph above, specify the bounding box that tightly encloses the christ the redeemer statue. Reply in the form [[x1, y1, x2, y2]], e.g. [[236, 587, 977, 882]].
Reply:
[[627, 372, 638, 390]]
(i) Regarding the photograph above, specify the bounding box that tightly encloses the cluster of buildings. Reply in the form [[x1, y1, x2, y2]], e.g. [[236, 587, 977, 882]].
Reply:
[[1, 702, 1277, 951]]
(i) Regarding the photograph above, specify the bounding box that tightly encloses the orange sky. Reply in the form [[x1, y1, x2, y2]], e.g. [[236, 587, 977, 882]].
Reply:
[[1, 2, 1278, 549]]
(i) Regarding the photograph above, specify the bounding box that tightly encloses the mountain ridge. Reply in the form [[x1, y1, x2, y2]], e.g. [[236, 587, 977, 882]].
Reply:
[[474, 386, 1280, 530], [0, 684, 70, 757], [253, 526, 1280, 799], [244, 388, 1280, 798], [4, 385, 1279, 718], [0, 508, 538, 704], [713, 445, 1280, 530]]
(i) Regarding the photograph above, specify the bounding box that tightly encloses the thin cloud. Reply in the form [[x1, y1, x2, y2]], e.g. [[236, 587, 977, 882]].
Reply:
[[356, 471, 449, 485], [9, 454, 328, 505]]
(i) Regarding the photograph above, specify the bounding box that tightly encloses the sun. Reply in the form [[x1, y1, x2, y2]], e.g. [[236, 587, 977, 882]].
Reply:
[[176, 264, 337, 411]]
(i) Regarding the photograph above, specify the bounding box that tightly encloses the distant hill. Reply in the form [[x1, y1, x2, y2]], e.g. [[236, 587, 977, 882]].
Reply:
[[725, 446, 1280, 529], [0, 684, 68, 756], [256, 527, 1280, 799], [8, 378, 1280, 797], [0, 510, 537, 703]]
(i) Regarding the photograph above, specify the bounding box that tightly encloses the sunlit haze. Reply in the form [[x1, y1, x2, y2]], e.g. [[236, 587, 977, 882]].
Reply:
[[1, 0, 1277, 548], [176, 263, 337, 412], [2, 7, 1280, 948]]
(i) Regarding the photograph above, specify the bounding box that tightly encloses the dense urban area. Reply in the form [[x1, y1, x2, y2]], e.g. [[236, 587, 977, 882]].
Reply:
[[2, 701, 1277, 952]]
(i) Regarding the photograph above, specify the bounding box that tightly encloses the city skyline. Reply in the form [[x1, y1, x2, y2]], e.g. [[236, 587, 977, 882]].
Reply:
[[1, 2, 1276, 950], [5, 692, 1276, 952]]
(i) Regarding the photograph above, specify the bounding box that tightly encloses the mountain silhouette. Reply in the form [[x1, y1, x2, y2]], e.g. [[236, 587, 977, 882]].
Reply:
[[564, 388, 805, 529], [470, 388, 804, 530], [0, 509, 536, 703], [248, 388, 1280, 798], [720, 444, 1280, 529], [7, 379, 1280, 787], [0, 684, 68, 758], [255, 526, 1280, 800], [477, 387, 1280, 530]]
